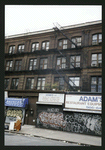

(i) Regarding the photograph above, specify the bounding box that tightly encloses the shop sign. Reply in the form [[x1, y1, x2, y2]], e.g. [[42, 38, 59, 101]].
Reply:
[[38, 93, 64, 103], [65, 94, 102, 111]]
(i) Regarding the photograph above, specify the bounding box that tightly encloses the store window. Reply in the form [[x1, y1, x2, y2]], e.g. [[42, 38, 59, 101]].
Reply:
[[70, 55, 80, 68], [91, 77, 102, 92], [29, 58, 37, 70], [69, 77, 80, 89], [71, 37, 81, 48], [6, 60, 13, 71], [25, 78, 34, 89], [14, 60, 22, 71], [9, 45, 15, 54], [31, 42, 39, 52], [11, 78, 19, 89], [54, 77, 64, 90], [4, 78, 9, 89], [17, 44, 25, 53], [58, 39, 68, 49], [57, 57, 66, 69], [92, 33, 102, 45], [91, 53, 102, 67], [37, 78, 45, 90], [40, 58, 48, 69], [42, 41, 49, 50]]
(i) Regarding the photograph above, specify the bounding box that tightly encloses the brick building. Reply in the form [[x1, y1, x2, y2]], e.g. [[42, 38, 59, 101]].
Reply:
[[5, 20, 102, 125]]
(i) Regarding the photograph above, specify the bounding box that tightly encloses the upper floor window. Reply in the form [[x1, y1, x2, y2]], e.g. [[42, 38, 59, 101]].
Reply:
[[69, 77, 80, 88], [25, 78, 34, 89], [42, 41, 49, 50], [11, 78, 19, 89], [9, 45, 15, 54], [92, 33, 102, 45], [71, 37, 81, 48], [70, 55, 80, 68], [4, 78, 9, 90], [14, 60, 22, 71], [91, 53, 102, 67], [58, 39, 68, 49], [91, 76, 102, 92], [17, 44, 25, 53], [40, 58, 48, 69], [6, 60, 13, 71], [31, 42, 39, 52], [57, 57, 66, 69], [29, 58, 37, 70], [37, 77, 45, 90], [54, 77, 64, 90]]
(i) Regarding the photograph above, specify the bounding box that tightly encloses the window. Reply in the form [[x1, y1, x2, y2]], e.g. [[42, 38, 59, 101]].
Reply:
[[29, 59, 37, 70], [4, 79, 9, 89], [11, 78, 19, 89], [91, 53, 102, 67], [91, 77, 102, 92], [42, 41, 49, 50], [37, 78, 45, 90], [15, 60, 22, 71], [92, 33, 102, 45], [31, 43, 39, 52], [70, 55, 80, 68], [40, 58, 48, 69], [25, 78, 34, 89], [58, 39, 68, 49], [69, 77, 80, 88], [54, 77, 64, 90], [71, 37, 81, 48], [9, 46, 15, 54], [6, 60, 13, 71], [17, 44, 25, 53], [57, 57, 66, 69]]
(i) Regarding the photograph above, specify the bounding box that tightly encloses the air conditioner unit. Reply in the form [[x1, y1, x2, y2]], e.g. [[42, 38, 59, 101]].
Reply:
[[91, 64, 97, 67]]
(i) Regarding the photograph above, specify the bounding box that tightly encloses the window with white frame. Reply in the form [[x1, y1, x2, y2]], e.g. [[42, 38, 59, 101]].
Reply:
[[40, 58, 48, 69], [70, 55, 80, 68], [69, 77, 80, 87], [92, 33, 102, 45], [11, 78, 19, 89], [14, 60, 22, 71], [91, 77, 102, 92], [57, 57, 66, 69], [42, 41, 49, 50], [9, 45, 15, 54], [29, 58, 37, 70], [31, 42, 39, 52], [17, 44, 25, 53], [91, 53, 102, 67], [37, 77, 45, 90], [71, 37, 81, 48], [6, 60, 13, 71], [25, 78, 34, 89], [58, 39, 68, 49]]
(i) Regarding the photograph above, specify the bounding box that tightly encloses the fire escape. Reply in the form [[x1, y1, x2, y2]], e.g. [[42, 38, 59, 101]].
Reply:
[[53, 23, 81, 91]]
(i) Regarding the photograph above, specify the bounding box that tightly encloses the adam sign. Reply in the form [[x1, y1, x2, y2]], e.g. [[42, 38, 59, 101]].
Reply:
[[65, 94, 102, 112]]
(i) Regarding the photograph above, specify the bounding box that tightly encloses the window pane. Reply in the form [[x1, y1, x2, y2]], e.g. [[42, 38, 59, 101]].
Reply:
[[99, 34, 102, 42], [76, 56, 80, 61], [92, 54, 97, 60], [93, 35, 97, 40], [59, 41, 62, 46], [91, 85, 96, 92], [57, 58, 60, 65], [62, 58, 66, 63], [91, 77, 97, 84], [63, 40, 67, 44]]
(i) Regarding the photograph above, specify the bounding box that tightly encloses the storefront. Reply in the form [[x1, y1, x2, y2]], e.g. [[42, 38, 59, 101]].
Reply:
[[5, 97, 29, 125]]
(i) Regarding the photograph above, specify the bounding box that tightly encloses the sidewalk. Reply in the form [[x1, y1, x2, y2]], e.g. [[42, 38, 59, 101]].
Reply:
[[5, 125, 102, 146]]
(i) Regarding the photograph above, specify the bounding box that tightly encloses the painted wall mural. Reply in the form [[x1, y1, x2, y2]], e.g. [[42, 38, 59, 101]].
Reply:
[[36, 107, 101, 135]]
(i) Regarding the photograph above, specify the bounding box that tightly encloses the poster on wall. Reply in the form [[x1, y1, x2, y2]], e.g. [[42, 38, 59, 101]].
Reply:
[[38, 93, 64, 103], [65, 94, 102, 113]]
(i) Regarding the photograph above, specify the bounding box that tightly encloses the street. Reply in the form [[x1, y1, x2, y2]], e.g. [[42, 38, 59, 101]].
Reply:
[[4, 132, 80, 146]]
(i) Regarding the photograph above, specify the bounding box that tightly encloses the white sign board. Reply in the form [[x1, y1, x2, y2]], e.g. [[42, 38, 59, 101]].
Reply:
[[5, 91, 8, 99], [9, 122, 15, 130], [65, 94, 102, 111], [38, 93, 64, 103]]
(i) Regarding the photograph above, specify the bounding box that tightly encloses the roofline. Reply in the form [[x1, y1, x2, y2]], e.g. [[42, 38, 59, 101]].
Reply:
[[5, 20, 102, 39]]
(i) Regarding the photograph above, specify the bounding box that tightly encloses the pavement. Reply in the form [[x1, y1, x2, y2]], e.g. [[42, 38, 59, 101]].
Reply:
[[5, 125, 102, 146]]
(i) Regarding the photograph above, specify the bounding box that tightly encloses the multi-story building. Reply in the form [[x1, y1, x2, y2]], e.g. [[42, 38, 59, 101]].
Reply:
[[5, 20, 102, 125]]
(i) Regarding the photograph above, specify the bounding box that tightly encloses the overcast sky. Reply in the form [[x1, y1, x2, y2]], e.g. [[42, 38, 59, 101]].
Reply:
[[5, 5, 102, 36]]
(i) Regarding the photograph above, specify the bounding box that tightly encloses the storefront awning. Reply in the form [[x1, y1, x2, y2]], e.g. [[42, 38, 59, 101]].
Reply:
[[5, 97, 28, 108]]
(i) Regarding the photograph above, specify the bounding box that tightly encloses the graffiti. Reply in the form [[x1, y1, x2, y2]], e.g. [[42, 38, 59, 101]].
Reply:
[[38, 111, 66, 129], [63, 113, 102, 135]]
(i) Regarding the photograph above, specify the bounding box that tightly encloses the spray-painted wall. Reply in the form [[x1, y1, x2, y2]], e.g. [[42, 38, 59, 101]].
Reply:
[[36, 104, 101, 136]]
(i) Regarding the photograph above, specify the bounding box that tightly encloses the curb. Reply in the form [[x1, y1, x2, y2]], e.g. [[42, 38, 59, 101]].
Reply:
[[5, 130, 92, 146]]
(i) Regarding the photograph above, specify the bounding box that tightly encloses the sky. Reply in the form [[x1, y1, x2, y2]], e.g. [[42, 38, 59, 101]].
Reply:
[[5, 5, 102, 36]]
